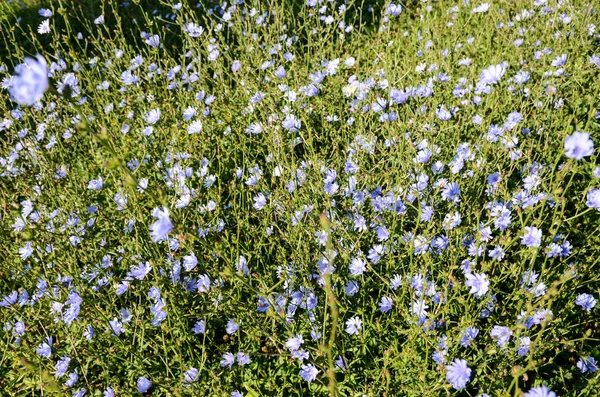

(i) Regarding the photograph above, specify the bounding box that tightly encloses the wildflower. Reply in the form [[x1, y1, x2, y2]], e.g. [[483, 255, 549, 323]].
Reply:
[[55, 356, 71, 377], [465, 273, 489, 298], [192, 321, 205, 334], [65, 371, 78, 387], [586, 189, 600, 210], [345, 316, 362, 335], [182, 252, 197, 271], [37, 337, 53, 358], [109, 318, 124, 336], [220, 352, 235, 368], [521, 227, 542, 247], [39, 8, 53, 17], [38, 20, 51, 34], [150, 207, 173, 242], [490, 325, 512, 347], [145, 34, 160, 48], [524, 386, 556, 397], [253, 193, 267, 210], [517, 337, 531, 356], [460, 327, 479, 347], [128, 262, 151, 280], [349, 257, 366, 276], [575, 293, 596, 311], [188, 120, 203, 134], [183, 367, 199, 384], [299, 364, 319, 382], [564, 132, 594, 160], [237, 352, 251, 366], [8, 55, 49, 106], [226, 319, 239, 334], [379, 296, 393, 313], [144, 109, 161, 124], [446, 359, 471, 390], [479, 63, 506, 85], [87, 177, 103, 190], [137, 377, 151, 393], [577, 356, 598, 373], [19, 241, 34, 260]]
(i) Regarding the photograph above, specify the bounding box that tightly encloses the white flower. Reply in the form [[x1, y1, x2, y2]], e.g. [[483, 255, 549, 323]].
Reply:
[[188, 120, 203, 134], [38, 20, 51, 34], [479, 63, 506, 85]]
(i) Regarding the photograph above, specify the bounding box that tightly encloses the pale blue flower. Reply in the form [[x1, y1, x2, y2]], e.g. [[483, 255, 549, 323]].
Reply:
[[586, 189, 600, 210], [299, 364, 319, 382], [575, 293, 596, 311], [524, 386, 556, 397], [446, 359, 471, 390], [465, 273, 489, 298], [9, 55, 49, 106], [521, 227, 542, 247], [479, 63, 506, 85], [564, 132, 594, 160], [226, 319, 239, 334], [183, 367, 199, 384], [220, 352, 235, 368], [345, 316, 362, 335], [150, 207, 173, 242], [490, 325, 512, 347], [137, 377, 151, 393]]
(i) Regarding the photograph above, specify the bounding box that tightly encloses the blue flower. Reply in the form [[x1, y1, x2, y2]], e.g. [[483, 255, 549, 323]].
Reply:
[[524, 386, 556, 397], [379, 296, 393, 313], [192, 320, 205, 334], [577, 356, 598, 373], [465, 273, 489, 298], [9, 55, 49, 106], [55, 356, 71, 377], [299, 364, 319, 382], [490, 325, 512, 347], [226, 319, 239, 334], [517, 337, 531, 356], [459, 327, 479, 347], [144, 109, 161, 125], [564, 132, 594, 160], [575, 293, 596, 311], [349, 257, 366, 276], [521, 227, 542, 247], [586, 189, 600, 210], [345, 316, 362, 335], [182, 252, 197, 271], [109, 318, 124, 336], [445, 359, 471, 390], [145, 34, 160, 48], [220, 352, 235, 368], [150, 207, 173, 243], [137, 377, 151, 393], [36, 336, 53, 358], [237, 352, 251, 366], [183, 367, 199, 384]]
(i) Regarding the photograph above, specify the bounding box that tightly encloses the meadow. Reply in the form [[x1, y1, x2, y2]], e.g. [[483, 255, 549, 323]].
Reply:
[[0, 0, 599, 395]]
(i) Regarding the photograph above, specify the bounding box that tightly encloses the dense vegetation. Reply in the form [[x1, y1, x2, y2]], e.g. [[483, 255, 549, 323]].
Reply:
[[1, 0, 599, 396]]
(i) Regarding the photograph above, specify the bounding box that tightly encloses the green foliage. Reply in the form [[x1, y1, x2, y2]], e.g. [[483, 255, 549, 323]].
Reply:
[[1, 0, 599, 396]]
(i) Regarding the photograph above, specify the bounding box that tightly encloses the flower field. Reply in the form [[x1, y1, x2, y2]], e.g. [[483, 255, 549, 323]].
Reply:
[[1, 0, 599, 396]]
